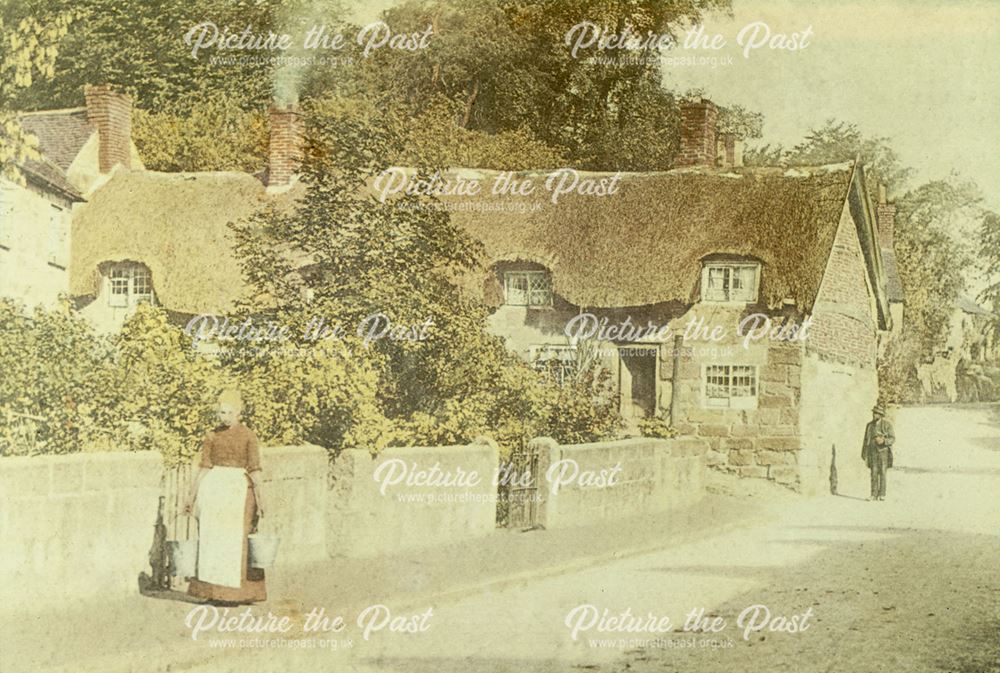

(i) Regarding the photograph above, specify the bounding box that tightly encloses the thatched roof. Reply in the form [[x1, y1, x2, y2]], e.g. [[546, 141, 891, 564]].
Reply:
[[72, 162, 878, 318], [70, 170, 298, 314], [447, 164, 857, 311]]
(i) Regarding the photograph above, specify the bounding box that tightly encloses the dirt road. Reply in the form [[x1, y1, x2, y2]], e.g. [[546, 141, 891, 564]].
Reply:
[[335, 405, 1000, 673]]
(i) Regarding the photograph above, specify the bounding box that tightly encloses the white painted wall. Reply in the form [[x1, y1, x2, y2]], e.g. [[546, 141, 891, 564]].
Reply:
[[799, 354, 878, 497], [0, 178, 72, 310]]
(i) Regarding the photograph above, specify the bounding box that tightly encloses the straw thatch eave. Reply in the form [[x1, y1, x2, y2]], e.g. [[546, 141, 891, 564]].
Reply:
[[70, 170, 301, 314], [448, 165, 856, 312]]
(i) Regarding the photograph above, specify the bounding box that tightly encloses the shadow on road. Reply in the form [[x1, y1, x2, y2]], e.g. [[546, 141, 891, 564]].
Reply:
[[892, 465, 1000, 476]]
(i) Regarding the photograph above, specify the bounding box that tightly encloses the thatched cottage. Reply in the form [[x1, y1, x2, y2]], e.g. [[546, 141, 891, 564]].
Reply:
[[61, 91, 899, 494], [448, 159, 894, 494], [0, 86, 144, 311], [67, 104, 302, 330]]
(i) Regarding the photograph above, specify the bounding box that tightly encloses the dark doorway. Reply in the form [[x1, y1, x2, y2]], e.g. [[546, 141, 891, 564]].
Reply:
[[619, 346, 658, 418]]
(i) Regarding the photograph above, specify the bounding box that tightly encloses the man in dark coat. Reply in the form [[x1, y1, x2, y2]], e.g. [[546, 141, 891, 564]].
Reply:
[[862, 404, 895, 501]]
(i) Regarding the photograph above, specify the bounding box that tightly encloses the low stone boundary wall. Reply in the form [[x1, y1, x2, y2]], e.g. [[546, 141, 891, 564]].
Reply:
[[533, 436, 708, 529], [0, 451, 162, 613], [327, 440, 500, 558], [261, 445, 328, 567]]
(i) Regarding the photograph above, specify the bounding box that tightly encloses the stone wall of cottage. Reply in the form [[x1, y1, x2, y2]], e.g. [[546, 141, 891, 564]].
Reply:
[[664, 306, 806, 489]]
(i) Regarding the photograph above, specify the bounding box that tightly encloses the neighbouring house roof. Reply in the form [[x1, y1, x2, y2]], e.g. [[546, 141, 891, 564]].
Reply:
[[20, 156, 83, 202], [955, 295, 991, 316], [18, 108, 94, 171], [71, 170, 300, 314], [448, 164, 858, 312], [880, 247, 905, 303], [15, 109, 91, 201]]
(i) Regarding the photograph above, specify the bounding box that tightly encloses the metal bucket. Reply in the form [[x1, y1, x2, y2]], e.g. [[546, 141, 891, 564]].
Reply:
[[248, 534, 280, 568], [168, 539, 198, 578]]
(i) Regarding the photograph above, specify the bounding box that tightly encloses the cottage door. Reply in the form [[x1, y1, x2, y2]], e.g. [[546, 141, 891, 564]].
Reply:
[[619, 346, 657, 419]]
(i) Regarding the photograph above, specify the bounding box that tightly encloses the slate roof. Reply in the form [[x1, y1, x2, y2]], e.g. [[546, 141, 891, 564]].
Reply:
[[880, 246, 905, 303], [18, 108, 93, 170]]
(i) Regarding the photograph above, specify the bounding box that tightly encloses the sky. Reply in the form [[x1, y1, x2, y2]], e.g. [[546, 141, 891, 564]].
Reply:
[[346, 0, 1000, 210]]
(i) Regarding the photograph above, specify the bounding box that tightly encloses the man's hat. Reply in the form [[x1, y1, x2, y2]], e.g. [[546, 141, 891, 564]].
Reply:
[[872, 403, 886, 415]]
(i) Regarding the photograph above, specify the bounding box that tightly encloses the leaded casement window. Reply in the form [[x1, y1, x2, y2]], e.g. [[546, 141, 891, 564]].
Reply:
[[531, 344, 576, 385], [503, 270, 552, 307], [703, 364, 759, 409], [108, 262, 154, 308], [701, 262, 760, 303]]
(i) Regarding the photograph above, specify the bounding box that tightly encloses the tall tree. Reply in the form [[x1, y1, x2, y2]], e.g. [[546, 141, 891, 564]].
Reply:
[[230, 98, 621, 447], [894, 179, 979, 356], [1, 0, 343, 112], [746, 119, 912, 195], [0, 11, 72, 182], [354, 0, 734, 171]]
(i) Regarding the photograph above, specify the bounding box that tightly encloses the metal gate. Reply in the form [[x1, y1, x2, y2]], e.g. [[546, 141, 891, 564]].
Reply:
[[149, 463, 194, 589], [497, 439, 541, 530]]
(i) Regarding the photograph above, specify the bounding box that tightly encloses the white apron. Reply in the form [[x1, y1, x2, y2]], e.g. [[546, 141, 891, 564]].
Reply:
[[195, 466, 248, 588]]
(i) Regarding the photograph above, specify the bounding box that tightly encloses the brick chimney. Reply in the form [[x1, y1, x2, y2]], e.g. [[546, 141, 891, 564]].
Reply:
[[267, 104, 303, 188], [876, 183, 895, 249], [84, 84, 132, 173], [676, 99, 718, 168]]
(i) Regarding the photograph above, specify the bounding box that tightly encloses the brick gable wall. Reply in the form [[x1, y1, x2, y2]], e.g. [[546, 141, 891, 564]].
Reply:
[[806, 200, 879, 369]]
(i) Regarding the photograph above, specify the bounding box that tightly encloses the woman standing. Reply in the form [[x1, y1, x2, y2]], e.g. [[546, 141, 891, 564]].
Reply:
[[184, 390, 267, 603]]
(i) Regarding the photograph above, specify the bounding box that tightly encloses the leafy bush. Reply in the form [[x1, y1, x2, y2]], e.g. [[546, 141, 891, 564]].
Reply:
[[133, 101, 269, 173], [877, 337, 924, 405], [0, 298, 115, 455], [112, 305, 227, 465], [637, 414, 678, 439], [229, 338, 394, 455]]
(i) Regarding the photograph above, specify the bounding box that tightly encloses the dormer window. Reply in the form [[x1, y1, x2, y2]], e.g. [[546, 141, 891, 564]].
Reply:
[[503, 270, 552, 307], [701, 262, 759, 303], [108, 262, 154, 308]]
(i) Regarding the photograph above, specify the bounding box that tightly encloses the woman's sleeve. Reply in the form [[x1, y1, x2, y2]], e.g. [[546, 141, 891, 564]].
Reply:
[[246, 429, 262, 474], [198, 434, 214, 468]]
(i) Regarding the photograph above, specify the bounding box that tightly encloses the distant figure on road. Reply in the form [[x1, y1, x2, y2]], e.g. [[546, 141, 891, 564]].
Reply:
[[862, 404, 895, 501]]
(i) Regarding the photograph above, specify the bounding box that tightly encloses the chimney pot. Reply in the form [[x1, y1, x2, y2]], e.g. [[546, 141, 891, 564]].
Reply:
[[717, 133, 744, 169], [876, 184, 896, 249], [84, 84, 133, 173]]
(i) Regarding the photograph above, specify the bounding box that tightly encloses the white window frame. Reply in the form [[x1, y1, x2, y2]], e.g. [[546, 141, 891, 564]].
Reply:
[[701, 262, 760, 303], [47, 205, 68, 267], [701, 364, 759, 409], [503, 270, 552, 307], [107, 262, 155, 308], [531, 344, 576, 385]]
